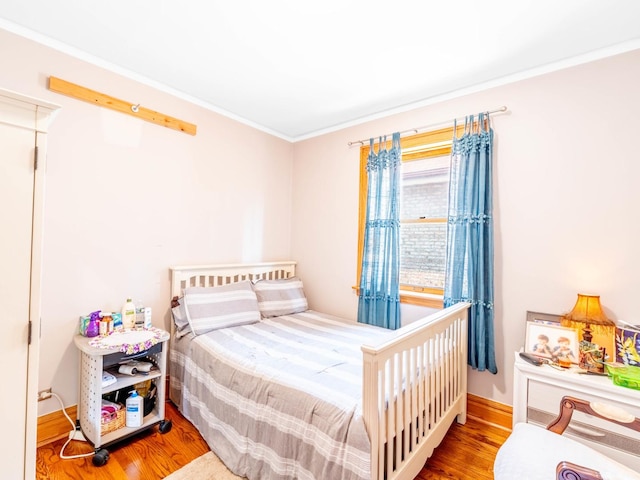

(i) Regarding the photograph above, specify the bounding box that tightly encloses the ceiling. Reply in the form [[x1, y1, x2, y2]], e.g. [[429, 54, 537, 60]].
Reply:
[[1, 1, 640, 141]]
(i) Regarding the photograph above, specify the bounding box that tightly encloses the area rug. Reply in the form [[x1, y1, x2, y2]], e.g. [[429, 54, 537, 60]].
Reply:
[[165, 451, 245, 480]]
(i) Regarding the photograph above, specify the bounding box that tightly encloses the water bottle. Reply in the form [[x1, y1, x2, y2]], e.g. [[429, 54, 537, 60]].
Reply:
[[125, 390, 143, 427]]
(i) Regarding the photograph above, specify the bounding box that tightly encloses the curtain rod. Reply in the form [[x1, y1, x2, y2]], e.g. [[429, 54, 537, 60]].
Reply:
[[347, 105, 508, 147]]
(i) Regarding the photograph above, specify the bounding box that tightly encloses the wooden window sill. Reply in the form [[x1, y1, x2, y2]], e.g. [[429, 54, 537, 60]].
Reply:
[[352, 287, 444, 309], [400, 290, 444, 308]]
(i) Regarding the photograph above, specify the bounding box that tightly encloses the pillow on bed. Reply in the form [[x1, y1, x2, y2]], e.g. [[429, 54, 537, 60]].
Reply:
[[170, 297, 192, 339], [183, 280, 261, 335], [252, 277, 308, 318]]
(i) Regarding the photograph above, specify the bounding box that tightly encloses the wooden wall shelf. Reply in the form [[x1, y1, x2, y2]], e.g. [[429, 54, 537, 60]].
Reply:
[[48, 76, 197, 136]]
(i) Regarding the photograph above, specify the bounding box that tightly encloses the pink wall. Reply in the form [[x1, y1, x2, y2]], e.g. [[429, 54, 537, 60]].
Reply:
[[292, 48, 640, 405], [4, 23, 639, 413], [0, 28, 294, 415]]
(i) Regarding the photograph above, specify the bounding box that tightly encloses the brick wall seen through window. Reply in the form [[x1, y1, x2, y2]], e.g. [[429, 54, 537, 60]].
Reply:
[[400, 156, 449, 290]]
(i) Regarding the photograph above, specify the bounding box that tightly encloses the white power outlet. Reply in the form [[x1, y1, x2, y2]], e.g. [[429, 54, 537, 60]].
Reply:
[[68, 429, 87, 442], [37, 388, 52, 401]]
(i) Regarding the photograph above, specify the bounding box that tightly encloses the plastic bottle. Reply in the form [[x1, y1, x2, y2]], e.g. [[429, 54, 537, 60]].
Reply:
[[86, 311, 101, 337], [143, 307, 152, 329], [125, 390, 143, 427], [134, 305, 145, 330], [122, 298, 136, 330]]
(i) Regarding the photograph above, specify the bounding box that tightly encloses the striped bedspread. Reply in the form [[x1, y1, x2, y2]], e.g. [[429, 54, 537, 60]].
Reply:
[[170, 310, 394, 480]]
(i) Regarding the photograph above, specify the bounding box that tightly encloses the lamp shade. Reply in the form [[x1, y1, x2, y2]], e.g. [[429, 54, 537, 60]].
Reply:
[[560, 294, 615, 334]]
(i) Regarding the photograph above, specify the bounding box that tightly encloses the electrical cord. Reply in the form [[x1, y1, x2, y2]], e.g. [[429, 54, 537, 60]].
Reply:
[[50, 391, 95, 460]]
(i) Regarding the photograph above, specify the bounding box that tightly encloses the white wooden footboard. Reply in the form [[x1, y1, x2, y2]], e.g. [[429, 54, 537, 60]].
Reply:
[[362, 302, 470, 480]]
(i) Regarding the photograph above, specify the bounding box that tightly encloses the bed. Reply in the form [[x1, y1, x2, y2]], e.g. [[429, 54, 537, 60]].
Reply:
[[169, 261, 470, 480]]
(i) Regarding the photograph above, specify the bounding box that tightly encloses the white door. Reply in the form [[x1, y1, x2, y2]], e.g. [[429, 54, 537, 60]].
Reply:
[[0, 91, 59, 479], [0, 118, 36, 479]]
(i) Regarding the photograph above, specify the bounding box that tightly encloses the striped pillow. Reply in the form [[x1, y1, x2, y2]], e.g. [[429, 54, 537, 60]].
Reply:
[[252, 277, 308, 318], [183, 280, 261, 335]]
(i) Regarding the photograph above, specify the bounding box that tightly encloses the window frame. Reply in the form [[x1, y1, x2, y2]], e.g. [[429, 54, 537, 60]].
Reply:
[[356, 125, 462, 308]]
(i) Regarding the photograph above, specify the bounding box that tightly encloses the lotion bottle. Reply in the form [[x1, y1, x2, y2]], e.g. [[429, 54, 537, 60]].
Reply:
[[122, 298, 136, 330], [125, 390, 143, 427]]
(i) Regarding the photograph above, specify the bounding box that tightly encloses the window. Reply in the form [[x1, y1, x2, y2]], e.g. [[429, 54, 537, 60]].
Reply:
[[400, 154, 448, 291], [357, 126, 460, 308]]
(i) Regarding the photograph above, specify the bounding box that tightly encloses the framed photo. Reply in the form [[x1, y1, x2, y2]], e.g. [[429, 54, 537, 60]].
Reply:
[[525, 320, 579, 364], [526, 310, 561, 326]]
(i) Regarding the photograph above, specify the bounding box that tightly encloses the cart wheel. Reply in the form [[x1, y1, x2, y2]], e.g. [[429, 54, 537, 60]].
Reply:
[[92, 449, 109, 467], [159, 419, 173, 434]]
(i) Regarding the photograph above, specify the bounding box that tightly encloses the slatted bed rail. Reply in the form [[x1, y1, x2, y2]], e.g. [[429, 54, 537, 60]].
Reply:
[[361, 302, 470, 480], [170, 261, 296, 293]]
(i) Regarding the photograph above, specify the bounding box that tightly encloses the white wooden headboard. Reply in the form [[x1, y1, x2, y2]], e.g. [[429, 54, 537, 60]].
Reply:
[[170, 261, 297, 299]]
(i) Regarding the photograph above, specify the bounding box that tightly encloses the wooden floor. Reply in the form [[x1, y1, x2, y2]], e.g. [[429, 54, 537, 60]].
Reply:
[[36, 401, 510, 479]]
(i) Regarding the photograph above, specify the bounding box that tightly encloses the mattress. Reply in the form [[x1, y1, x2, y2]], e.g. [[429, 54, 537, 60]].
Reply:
[[170, 310, 394, 480]]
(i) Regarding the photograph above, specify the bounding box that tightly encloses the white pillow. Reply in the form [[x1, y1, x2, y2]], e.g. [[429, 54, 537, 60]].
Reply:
[[182, 280, 260, 335], [252, 277, 308, 318]]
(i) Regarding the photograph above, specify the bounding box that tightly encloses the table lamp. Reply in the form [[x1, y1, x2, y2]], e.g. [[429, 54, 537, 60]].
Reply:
[[560, 293, 615, 343]]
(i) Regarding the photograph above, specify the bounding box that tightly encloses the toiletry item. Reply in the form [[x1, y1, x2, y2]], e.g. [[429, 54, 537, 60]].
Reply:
[[102, 371, 117, 388], [125, 390, 143, 427], [79, 315, 90, 336], [99, 312, 113, 334], [143, 307, 152, 329], [122, 298, 136, 330], [86, 311, 101, 338], [135, 306, 145, 330], [99, 318, 108, 336], [112, 312, 123, 331]]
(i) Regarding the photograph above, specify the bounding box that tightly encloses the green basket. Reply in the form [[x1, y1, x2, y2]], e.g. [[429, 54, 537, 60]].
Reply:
[[604, 362, 640, 390]]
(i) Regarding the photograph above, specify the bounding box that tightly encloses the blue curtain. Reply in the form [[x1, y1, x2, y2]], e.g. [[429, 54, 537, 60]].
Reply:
[[444, 113, 497, 373], [358, 133, 401, 330]]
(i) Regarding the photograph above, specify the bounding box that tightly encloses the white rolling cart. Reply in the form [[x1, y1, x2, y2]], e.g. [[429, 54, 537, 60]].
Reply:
[[74, 328, 172, 466]]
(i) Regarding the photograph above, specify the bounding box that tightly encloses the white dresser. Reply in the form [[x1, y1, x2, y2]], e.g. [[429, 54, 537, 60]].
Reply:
[[513, 352, 640, 470]]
